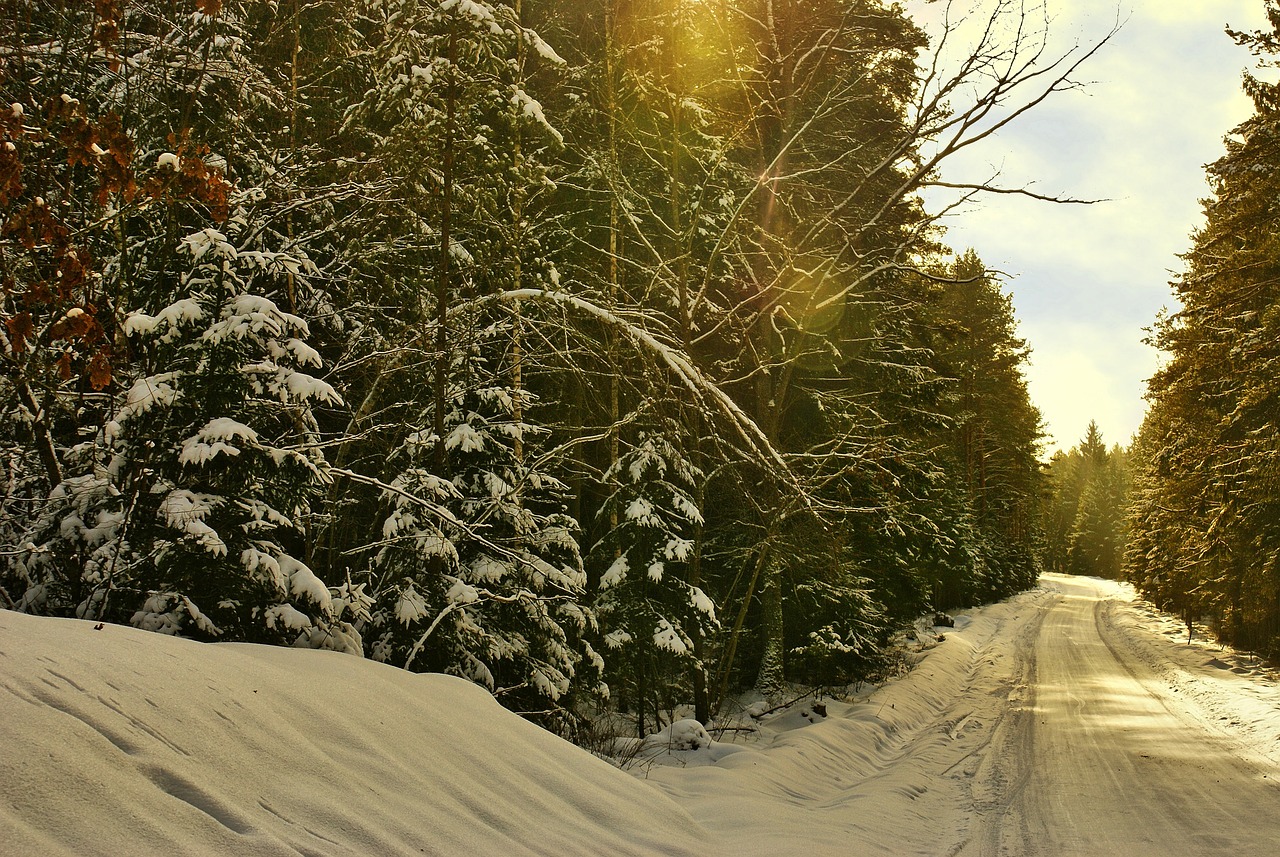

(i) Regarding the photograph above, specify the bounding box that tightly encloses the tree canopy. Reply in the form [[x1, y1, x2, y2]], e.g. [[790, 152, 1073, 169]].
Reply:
[[1127, 2, 1280, 659], [0, 0, 1090, 736]]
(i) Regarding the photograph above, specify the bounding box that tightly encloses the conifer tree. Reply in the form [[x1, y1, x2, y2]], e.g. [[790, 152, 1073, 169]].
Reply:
[[1129, 4, 1280, 655], [0, 1, 353, 646], [1040, 422, 1129, 581], [928, 250, 1043, 600]]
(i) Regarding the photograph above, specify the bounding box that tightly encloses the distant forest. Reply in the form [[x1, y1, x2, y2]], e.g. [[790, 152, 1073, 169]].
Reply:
[[1, 0, 1272, 739]]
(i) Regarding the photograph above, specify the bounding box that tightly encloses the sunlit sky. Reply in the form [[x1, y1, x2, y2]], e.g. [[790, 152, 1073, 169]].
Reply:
[[906, 0, 1269, 453]]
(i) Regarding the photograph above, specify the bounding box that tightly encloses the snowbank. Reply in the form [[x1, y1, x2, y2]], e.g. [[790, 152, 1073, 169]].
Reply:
[[0, 610, 709, 856], [634, 591, 1053, 857]]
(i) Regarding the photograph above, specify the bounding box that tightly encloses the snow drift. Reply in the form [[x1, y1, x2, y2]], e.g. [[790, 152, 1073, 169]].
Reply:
[[0, 610, 708, 856]]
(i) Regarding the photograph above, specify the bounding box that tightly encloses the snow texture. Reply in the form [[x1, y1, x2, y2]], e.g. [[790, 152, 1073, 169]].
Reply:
[[123, 299, 204, 338], [157, 489, 226, 556], [179, 417, 259, 466], [0, 610, 709, 857], [5, 576, 1280, 855], [116, 374, 179, 422]]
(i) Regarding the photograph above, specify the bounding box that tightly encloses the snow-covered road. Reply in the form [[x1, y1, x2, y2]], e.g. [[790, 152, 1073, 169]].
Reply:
[[959, 573, 1280, 856], [643, 573, 1280, 856]]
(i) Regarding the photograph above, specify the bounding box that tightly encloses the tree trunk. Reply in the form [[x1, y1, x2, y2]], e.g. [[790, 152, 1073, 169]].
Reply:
[[755, 561, 785, 698], [688, 479, 709, 723], [433, 26, 459, 472]]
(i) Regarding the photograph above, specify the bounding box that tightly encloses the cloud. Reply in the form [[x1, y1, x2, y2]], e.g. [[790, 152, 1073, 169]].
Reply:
[[916, 0, 1267, 451], [1144, 0, 1246, 26]]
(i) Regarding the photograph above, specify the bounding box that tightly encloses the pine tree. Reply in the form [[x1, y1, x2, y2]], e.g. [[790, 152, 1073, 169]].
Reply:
[[1039, 422, 1130, 581], [1129, 4, 1280, 655], [929, 250, 1044, 601], [1, 1, 355, 646], [592, 425, 715, 735]]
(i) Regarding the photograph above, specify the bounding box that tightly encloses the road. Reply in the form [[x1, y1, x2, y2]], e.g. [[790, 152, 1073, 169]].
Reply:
[[960, 574, 1280, 856]]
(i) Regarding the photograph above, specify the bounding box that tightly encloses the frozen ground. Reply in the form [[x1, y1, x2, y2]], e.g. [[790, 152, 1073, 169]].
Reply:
[[2, 574, 1279, 855]]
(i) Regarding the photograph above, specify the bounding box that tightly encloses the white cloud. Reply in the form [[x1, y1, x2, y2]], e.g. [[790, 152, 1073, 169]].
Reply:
[[916, 0, 1268, 453], [1144, 0, 1243, 26]]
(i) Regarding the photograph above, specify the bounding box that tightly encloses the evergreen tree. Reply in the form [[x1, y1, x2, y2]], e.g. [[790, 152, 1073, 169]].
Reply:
[[1040, 422, 1130, 581], [928, 250, 1044, 602], [0, 0, 1116, 739], [1129, 3, 1280, 656], [0, 2, 353, 646]]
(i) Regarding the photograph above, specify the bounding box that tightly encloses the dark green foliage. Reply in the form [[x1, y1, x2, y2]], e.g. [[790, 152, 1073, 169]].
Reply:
[[2, 0, 1060, 735], [1128, 5, 1280, 657], [1043, 422, 1131, 581]]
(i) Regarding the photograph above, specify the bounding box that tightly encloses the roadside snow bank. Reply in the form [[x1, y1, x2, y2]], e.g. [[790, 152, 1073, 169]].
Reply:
[[0, 610, 710, 857], [1095, 575, 1280, 767], [638, 585, 1059, 857], [12, 579, 1260, 857]]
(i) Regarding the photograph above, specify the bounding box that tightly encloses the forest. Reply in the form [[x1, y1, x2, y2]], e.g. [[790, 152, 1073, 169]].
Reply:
[[1125, 5, 1280, 662], [4, 0, 1267, 747]]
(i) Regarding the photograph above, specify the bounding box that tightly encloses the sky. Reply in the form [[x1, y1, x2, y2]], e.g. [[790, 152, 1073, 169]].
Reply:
[[906, 0, 1270, 452]]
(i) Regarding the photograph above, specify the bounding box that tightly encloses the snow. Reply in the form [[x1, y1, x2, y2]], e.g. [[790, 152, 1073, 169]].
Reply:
[[264, 603, 312, 633], [599, 554, 628, 588], [624, 496, 657, 524], [447, 239, 474, 265], [394, 584, 430, 625], [123, 298, 204, 338], [652, 617, 687, 654], [280, 337, 322, 367], [179, 417, 259, 465], [604, 628, 632, 649], [469, 554, 507, 583], [665, 536, 695, 561], [204, 294, 310, 342], [689, 585, 716, 618], [116, 374, 179, 422], [5, 576, 1280, 855], [156, 489, 227, 556], [278, 367, 341, 404], [440, 0, 494, 24], [241, 547, 287, 592], [446, 577, 480, 605], [0, 610, 709, 857], [511, 88, 563, 145], [523, 29, 565, 65], [278, 554, 331, 611], [444, 422, 485, 453], [650, 718, 712, 751], [181, 228, 237, 267]]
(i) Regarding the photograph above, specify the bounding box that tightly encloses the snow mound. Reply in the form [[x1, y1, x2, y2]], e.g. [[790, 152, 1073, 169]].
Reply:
[[649, 718, 712, 750], [0, 610, 709, 856]]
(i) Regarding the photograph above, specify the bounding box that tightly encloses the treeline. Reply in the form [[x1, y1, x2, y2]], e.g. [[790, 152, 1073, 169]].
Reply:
[[1, 1, 1056, 734], [1042, 421, 1130, 580], [1127, 6, 1280, 660]]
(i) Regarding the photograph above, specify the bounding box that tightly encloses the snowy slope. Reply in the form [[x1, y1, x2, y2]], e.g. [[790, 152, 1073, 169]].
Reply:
[[0, 611, 709, 857]]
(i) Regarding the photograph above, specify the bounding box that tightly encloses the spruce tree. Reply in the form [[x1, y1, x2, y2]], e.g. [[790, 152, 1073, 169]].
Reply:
[[1129, 4, 1280, 654]]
